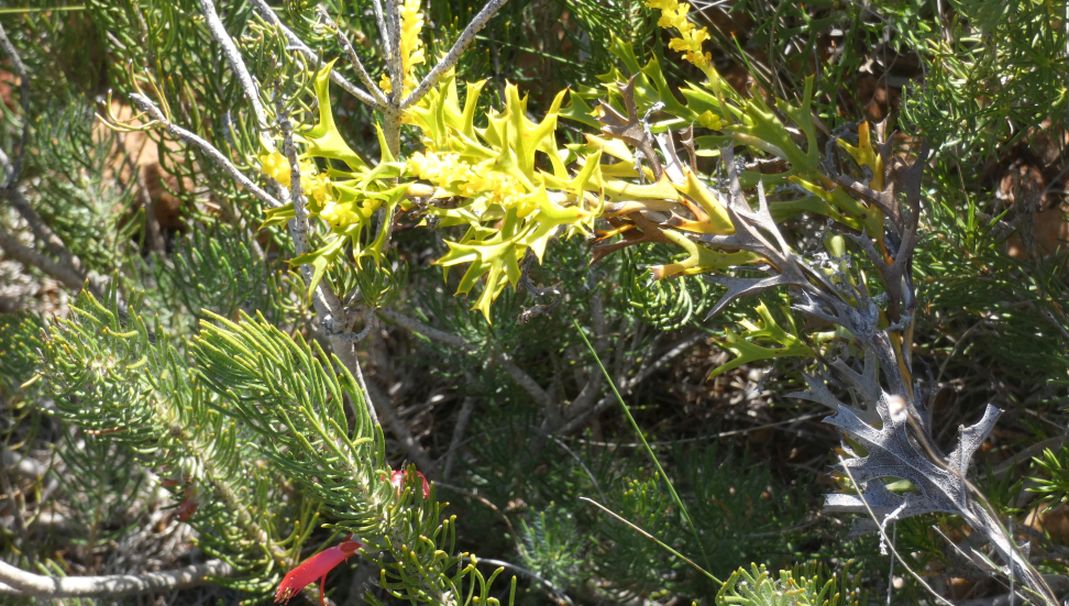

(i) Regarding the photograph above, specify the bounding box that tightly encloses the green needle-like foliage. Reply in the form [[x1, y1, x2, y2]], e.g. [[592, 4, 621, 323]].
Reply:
[[717, 563, 863, 606], [193, 311, 387, 532], [36, 292, 294, 596]]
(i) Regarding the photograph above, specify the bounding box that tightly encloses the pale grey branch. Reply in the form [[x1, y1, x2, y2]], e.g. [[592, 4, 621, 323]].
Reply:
[[0, 558, 232, 599], [128, 93, 282, 209], [376, 307, 552, 409], [316, 7, 389, 108], [198, 0, 271, 143], [0, 228, 86, 292], [247, 0, 379, 108]]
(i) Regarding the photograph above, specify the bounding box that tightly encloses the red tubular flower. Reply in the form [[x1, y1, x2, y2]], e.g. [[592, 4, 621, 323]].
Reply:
[[389, 468, 430, 498], [274, 537, 361, 606]]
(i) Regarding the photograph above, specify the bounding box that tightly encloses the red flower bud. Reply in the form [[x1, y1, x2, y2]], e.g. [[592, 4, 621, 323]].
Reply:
[[389, 468, 430, 499], [274, 537, 361, 605]]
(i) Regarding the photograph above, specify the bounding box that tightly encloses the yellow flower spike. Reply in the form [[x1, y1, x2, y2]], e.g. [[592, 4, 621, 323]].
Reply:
[[319, 199, 361, 227], [697, 110, 723, 130], [306, 173, 334, 205], [645, 0, 713, 71], [399, 0, 426, 87], [379, 0, 426, 97]]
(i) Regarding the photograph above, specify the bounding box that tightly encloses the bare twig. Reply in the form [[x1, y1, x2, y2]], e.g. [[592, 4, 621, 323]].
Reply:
[[246, 0, 379, 108], [0, 228, 86, 291], [316, 7, 389, 108], [128, 93, 282, 209], [0, 22, 100, 296], [276, 101, 380, 428], [370, 0, 392, 69], [557, 332, 705, 434], [364, 380, 435, 473], [0, 558, 232, 599], [564, 412, 826, 449], [477, 558, 573, 605], [385, 0, 402, 105], [198, 0, 271, 142], [4, 186, 91, 284], [992, 435, 1069, 476], [442, 393, 476, 481]]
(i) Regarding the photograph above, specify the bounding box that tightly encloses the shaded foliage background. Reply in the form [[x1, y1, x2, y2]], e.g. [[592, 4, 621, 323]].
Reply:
[[1, 0, 1067, 604]]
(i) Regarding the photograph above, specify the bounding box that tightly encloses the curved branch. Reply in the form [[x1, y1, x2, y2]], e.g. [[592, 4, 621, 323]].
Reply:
[[247, 0, 380, 108], [128, 93, 282, 209], [376, 308, 552, 410], [0, 228, 86, 291], [0, 558, 232, 599]]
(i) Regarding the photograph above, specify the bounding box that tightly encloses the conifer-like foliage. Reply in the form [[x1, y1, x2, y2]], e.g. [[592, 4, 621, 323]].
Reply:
[[1, 0, 1067, 604]]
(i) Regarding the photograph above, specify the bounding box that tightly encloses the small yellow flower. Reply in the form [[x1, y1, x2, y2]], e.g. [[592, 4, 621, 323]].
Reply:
[[260, 151, 292, 184], [260, 150, 321, 188], [407, 151, 476, 189], [319, 199, 360, 227], [306, 172, 334, 204], [399, 0, 426, 91], [460, 170, 521, 207], [645, 0, 713, 71], [697, 110, 722, 130]]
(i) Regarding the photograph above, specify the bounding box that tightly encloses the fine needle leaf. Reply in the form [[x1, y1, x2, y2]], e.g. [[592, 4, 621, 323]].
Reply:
[[579, 496, 721, 585], [572, 319, 714, 575]]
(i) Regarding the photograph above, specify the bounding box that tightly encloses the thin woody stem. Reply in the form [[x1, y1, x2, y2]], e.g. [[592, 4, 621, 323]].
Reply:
[[0, 228, 86, 291], [0, 21, 102, 297], [276, 101, 380, 428], [128, 93, 282, 209], [316, 7, 390, 108], [376, 308, 553, 410], [198, 0, 271, 145], [385, 0, 402, 103], [247, 0, 379, 108]]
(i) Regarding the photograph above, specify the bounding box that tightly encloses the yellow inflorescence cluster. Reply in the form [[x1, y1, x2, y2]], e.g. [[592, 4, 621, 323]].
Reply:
[[379, 0, 426, 96], [407, 151, 536, 217], [259, 150, 362, 228], [259, 150, 298, 186], [645, 0, 712, 71], [399, 79, 602, 319]]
